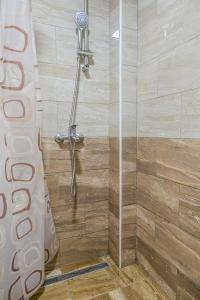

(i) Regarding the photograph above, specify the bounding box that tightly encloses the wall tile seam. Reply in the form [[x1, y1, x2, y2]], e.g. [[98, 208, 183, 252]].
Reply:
[[138, 31, 200, 66], [137, 87, 200, 104]]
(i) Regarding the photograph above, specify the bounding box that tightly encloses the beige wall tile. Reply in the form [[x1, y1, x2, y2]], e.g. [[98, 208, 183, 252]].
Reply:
[[138, 94, 181, 138], [181, 88, 200, 138], [33, 0, 110, 139], [34, 22, 56, 63]]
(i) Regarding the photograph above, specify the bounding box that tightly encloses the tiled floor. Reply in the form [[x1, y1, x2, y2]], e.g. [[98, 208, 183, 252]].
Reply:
[[31, 256, 169, 300]]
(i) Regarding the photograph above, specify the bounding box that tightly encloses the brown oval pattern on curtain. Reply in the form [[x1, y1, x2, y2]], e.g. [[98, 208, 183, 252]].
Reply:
[[16, 217, 33, 240], [3, 99, 26, 119], [12, 188, 31, 215], [0, 193, 7, 219], [2, 60, 25, 91], [11, 250, 20, 272], [4, 26, 28, 52], [24, 270, 43, 295], [8, 276, 24, 300], [11, 162, 35, 182]]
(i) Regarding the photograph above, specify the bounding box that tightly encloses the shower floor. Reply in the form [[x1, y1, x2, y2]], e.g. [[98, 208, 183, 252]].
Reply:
[[31, 256, 169, 300]]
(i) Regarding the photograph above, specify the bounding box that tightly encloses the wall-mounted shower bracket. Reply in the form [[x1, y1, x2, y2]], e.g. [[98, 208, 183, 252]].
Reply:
[[78, 50, 93, 72], [78, 50, 93, 56]]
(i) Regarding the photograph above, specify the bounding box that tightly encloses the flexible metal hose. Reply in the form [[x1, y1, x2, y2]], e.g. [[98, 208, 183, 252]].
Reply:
[[68, 55, 81, 200]]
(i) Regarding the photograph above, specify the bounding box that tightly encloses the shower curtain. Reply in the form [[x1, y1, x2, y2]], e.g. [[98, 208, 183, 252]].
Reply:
[[0, 0, 58, 299]]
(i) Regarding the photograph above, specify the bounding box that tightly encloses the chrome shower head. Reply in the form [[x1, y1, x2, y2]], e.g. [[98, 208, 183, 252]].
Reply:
[[74, 11, 88, 29]]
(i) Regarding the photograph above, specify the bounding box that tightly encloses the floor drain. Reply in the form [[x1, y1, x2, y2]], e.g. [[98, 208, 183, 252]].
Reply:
[[44, 262, 109, 287]]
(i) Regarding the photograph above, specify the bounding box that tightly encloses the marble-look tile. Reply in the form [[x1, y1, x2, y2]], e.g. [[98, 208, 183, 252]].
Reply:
[[34, 22, 56, 64], [138, 94, 181, 138], [138, 60, 158, 101], [122, 101, 137, 137], [42, 101, 58, 137], [139, 0, 200, 64], [122, 0, 137, 31], [39, 74, 74, 103], [122, 28, 137, 67], [122, 65, 137, 101], [138, 0, 184, 64], [109, 102, 119, 138], [32, 0, 82, 29], [157, 37, 200, 97], [57, 102, 109, 138], [181, 88, 200, 138]]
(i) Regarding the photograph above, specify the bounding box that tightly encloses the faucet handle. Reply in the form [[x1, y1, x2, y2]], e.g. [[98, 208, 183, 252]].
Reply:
[[55, 133, 68, 143]]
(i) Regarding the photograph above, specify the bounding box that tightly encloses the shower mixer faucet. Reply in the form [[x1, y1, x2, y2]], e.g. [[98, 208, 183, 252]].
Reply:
[[55, 125, 84, 144]]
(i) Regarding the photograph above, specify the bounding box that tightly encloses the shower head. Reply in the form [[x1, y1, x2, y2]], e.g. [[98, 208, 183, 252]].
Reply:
[[74, 11, 88, 29]]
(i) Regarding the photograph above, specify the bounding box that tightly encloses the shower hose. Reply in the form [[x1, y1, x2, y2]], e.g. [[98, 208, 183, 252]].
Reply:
[[68, 55, 81, 200]]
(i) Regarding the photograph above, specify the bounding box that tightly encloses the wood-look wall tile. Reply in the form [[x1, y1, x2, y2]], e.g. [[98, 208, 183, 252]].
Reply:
[[122, 186, 137, 207], [43, 159, 70, 173], [108, 238, 119, 267], [179, 194, 200, 239], [137, 158, 157, 176], [109, 189, 120, 216], [109, 212, 119, 247], [85, 200, 109, 234], [121, 247, 136, 268], [137, 172, 180, 224], [137, 238, 177, 293], [42, 137, 110, 266], [177, 271, 200, 300], [137, 206, 156, 237], [60, 230, 108, 265], [155, 220, 200, 288], [122, 205, 137, 225], [52, 203, 84, 224], [156, 139, 200, 189]]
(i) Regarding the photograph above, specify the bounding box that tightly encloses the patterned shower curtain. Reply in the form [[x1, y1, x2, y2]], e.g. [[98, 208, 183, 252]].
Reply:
[[0, 0, 58, 299]]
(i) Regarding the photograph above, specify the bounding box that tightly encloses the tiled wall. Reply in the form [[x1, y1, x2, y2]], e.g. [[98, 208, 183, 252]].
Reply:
[[32, 0, 110, 266], [121, 0, 137, 267], [42, 137, 109, 266], [137, 1, 200, 299], [32, 0, 110, 138], [109, 0, 120, 266], [109, 0, 137, 267]]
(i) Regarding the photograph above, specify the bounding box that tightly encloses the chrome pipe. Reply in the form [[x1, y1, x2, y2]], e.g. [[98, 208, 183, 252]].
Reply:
[[77, 50, 93, 56], [84, 0, 88, 15], [84, 0, 89, 58]]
